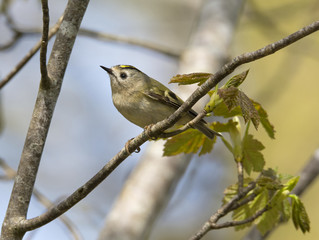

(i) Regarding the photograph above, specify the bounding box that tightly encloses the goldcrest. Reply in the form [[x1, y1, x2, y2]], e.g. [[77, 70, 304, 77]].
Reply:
[[100, 65, 220, 139]]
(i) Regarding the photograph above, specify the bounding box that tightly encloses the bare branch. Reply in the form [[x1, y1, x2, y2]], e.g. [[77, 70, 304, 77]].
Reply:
[[17, 20, 319, 233], [0, 158, 16, 180], [79, 28, 181, 57], [19, 135, 147, 231], [158, 110, 208, 138], [1, 0, 90, 239], [2, 19, 318, 237], [40, 0, 50, 87], [0, 16, 63, 89], [210, 206, 269, 230], [0, 31, 23, 50], [0, 158, 83, 240]]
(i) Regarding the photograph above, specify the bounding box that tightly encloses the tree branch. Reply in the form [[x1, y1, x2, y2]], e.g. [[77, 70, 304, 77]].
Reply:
[[2, 19, 318, 237], [19, 19, 319, 233], [0, 158, 83, 240], [210, 206, 269, 230], [39, 0, 50, 87], [0, 16, 63, 89], [190, 181, 257, 240], [1, 0, 90, 239], [79, 28, 181, 57]]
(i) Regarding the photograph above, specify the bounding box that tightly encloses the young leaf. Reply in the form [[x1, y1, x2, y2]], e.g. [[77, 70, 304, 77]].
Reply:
[[242, 134, 265, 175], [212, 102, 242, 118], [210, 119, 239, 133], [224, 69, 250, 88], [233, 189, 268, 231], [253, 101, 275, 139], [238, 91, 260, 129], [217, 87, 260, 129], [222, 178, 255, 204], [163, 129, 216, 156], [217, 87, 240, 111], [256, 175, 283, 191], [290, 195, 311, 233], [256, 204, 280, 235], [169, 73, 213, 85]]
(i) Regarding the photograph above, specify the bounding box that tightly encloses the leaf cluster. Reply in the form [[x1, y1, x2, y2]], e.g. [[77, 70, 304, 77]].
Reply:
[[163, 70, 309, 236], [223, 170, 310, 235]]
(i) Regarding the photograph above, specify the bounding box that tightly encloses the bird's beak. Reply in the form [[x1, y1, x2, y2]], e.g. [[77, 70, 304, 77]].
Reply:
[[100, 65, 114, 76]]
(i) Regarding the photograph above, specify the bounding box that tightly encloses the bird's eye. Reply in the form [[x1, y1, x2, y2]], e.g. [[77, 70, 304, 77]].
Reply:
[[120, 72, 127, 79]]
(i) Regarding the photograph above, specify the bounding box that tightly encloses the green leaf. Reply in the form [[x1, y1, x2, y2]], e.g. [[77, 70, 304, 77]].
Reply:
[[256, 175, 283, 191], [256, 204, 280, 235], [211, 119, 243, 160], [242, 134, 265, 175], [238, 91, 260, 129], [217, 87, 240, 111], [169, 73, 212, 85], [163, 129, 216, 156], [284, 176, 299, 192], [253, 101, 275, 139], [290, 195, 311, 233], [224, 70, 250, 88], [234, 189, 268, 231], [217, 87, 260, 129], [210, 119, 238, 133], [212, 102, 242, 118], [223, 178, 254, 204]]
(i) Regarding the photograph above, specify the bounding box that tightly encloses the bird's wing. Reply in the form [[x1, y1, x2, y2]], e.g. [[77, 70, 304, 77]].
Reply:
[[143, 86, 206, 123]]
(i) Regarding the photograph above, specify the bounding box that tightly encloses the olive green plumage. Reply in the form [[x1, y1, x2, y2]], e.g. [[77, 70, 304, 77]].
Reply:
[[101, 65, 220, 139]]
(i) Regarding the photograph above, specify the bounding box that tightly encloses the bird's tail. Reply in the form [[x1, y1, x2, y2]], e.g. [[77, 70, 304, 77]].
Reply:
[[194, 122, 222, 140]]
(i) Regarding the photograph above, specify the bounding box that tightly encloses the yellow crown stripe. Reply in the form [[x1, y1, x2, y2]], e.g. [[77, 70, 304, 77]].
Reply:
[[119, 65, 135, 69]]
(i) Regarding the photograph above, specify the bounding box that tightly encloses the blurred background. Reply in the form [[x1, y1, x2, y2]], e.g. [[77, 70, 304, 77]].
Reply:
[[0, 0, 319, 239]]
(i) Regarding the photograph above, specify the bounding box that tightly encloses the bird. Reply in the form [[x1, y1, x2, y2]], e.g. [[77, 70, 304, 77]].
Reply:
[[100, 65, 220, 139]]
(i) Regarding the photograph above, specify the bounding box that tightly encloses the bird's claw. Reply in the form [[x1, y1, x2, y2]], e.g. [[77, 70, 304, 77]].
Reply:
[[125, 138, 141, 154], [144, 124, 157, 140]]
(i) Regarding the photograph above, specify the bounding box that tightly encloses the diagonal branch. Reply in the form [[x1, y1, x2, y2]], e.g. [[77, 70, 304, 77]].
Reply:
[[0, 16, 63, 89], [4, 20, 319, 234], [210, 206, 269, 230], [190, 181, 257, 240], [79, 28, 181, 57], [0, 157, 83, 240]]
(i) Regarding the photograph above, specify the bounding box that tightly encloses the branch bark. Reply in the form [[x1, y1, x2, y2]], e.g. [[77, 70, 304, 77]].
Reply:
[[0, 17, 63, 89], [1, 0, 89, 239]]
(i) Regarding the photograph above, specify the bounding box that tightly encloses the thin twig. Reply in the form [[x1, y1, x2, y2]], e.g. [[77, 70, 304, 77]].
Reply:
[[40, 0, 50, 87], [0, 16, 63, 89], [210, 206, 269, 230], [190, 181, 257, 240], [0, 31, 23, 50], [1, 27, 182, 57], [79, 28, 181, 58], [158, 111, 207, 138], [229, 190, 258, 212], [0, 158, 83, 240], [0, 158, 16, 180]]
